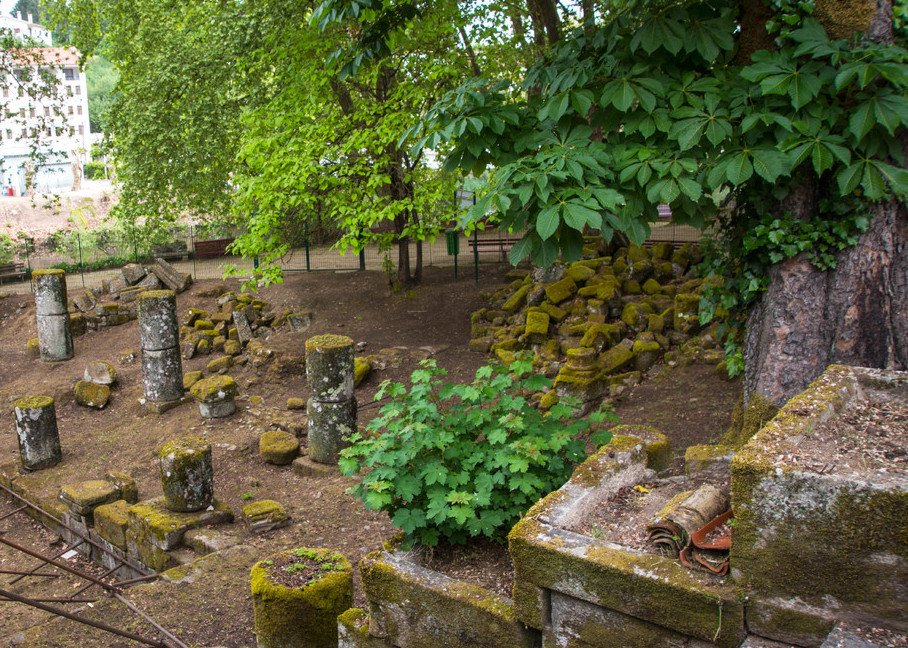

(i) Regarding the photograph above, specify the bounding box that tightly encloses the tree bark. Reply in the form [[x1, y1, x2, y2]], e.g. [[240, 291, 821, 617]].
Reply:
[[743, 0, 906, 407]]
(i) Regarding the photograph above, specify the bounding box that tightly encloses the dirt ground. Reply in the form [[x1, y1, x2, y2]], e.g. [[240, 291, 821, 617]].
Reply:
[[0, 264, 741, 648], [0, 180, 115, 243]]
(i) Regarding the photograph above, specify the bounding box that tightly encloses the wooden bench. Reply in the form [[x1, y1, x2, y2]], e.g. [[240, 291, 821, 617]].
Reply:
[[193, 238, 235, 259], [0, 262, 27, 284], [468, 236, 523, 261]]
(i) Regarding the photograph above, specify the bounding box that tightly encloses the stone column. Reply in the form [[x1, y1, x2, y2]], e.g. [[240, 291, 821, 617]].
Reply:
[[137, 290, 183, 403], [305, 334, 356, 464], [159, 437, 213, 512], [33, 269, 73, 362], [14, 396, 62, 470]]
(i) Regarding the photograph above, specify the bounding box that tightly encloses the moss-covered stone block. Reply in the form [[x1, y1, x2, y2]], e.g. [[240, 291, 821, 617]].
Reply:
[[361, 549, 538, 648], [73, 380, 110, 409], [720, 393, 778, 450], [183, 370, 203, 390], [59, 479, 120, 522], [684, 444, 735, 477], [127, 496, 233, 551], [189, 374, 238, 417], [287, 397, 305, 410], [251, 548, 352, 648], [159, 437, 213, 512], [554, 369, 607, 403], [260, 430, 300, 466], [731, 365, 908, 636], [354, 357, 372, 387], [206, 355, 233, 374], [509, 437, 745, 647], [106, 470, 138, 504], [502, 283, 533, 313], [673, 293, 700, 334], [642, 278, 662, 295], [599, 344, 634, 375], [26, 337, 40, 358], [338, 608, 394, 648], [565, 264, 595, 284], [544, 277, 578, 304], [607, 424, 671, 473], [632, 339, 661, 372], [94, 500, 130, 550], [242, 499, 291, 533], [523, 310, 550, 344]]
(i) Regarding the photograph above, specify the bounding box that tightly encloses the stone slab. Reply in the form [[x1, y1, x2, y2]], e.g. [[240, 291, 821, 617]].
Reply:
[[127, 496, 233, 551]]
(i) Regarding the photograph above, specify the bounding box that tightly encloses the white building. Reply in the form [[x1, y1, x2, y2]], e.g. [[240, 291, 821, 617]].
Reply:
[[0, 15, 90, 195]]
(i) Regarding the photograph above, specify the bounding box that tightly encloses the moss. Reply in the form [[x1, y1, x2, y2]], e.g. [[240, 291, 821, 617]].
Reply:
[[94, 500, 130, 549], [684, 444, 732, 475], [14, 395, 54, 410], [26, 337, 40, 358], [206, 356, 234, 373], [599, 344, 634, 374], [608, 424, 671, 473], [622, 279, 642, 294], [73, 380, 110, 409], [106, 470, 138, 503], [305, 333, 354, 352], [642, 278, 662, 295], [259, 430, 300, 465], [813, 0, 875, 40], [564, 264, 595, 284], [183, 370, 203, 390], [190, 375, 238, 402], [544, 277, 578, 304], [502, 283, 533, 312], [720, 393, 777, 449], [354, 357, 372, 387], [251, 548, 352, 648], [524, 311, 550, 337], [32, 268, 65, 278]]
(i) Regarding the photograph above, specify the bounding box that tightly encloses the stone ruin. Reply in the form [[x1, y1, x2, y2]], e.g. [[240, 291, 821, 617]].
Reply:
[[305, 334, 357, 465], [33, 268, 73, 362]]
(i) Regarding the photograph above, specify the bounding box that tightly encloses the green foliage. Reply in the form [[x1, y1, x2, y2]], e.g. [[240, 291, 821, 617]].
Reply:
[[405, 1, 906, 363], [0, 233, 17, 264], [83, 161, 106, 179], [340, 358, 615, 546], [85, 55, 118, 133]]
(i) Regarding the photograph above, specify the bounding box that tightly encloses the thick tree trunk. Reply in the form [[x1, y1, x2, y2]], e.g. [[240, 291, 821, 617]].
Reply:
[[744, 203, 908, 406], [742, 0, 906, 407]]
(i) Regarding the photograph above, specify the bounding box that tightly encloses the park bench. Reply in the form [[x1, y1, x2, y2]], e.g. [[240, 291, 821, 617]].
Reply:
[[0, 262, 28, 284], [467, 235, 523, 261], [193, 237, 235, 259]]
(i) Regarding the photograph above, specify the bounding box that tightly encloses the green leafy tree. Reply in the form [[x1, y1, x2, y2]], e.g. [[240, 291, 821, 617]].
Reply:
[[85, 54, 115, 132], [344, 0, 905, 407]]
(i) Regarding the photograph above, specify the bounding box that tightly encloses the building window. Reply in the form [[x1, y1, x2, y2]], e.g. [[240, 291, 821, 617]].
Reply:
[[64, 69, 76, 81], [2, 88, 6, 98], [29, 107, 34, 118], [67, 86, 72, 96], [5, 129, 11, 140], [68, 106, 73, 115], [75, 86, 81, 95], [78, 125, 84, 135], [77, 105, 83, 115], [44, 106, 50, 116]]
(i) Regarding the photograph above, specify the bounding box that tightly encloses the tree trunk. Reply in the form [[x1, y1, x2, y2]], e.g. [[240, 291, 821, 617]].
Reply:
[[743, 0, 906, 407]]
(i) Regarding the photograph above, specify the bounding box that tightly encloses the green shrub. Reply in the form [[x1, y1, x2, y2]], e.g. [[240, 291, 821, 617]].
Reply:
[[0, 233, 16, 264], [340, 358, 614, 546], [83, 161, 106, 180]]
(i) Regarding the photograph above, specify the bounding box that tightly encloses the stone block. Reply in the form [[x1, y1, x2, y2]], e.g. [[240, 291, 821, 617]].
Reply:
[[291, 456, 339, 478], [127, 496, 233, 551], [242, 499, 291, 533], [94, 500, 131, 549], [731, 365, 908, 636], [84, 360, 117, 386], [361, 549, 538, 648], [544, 277, 578, 304], [73, 380, 110, 409], [338, 609, 394, 648], [183, 527, 238, 554], [259, 430, 300, 465], [59, 480, 120, 524], [106, 470, 138, 503]]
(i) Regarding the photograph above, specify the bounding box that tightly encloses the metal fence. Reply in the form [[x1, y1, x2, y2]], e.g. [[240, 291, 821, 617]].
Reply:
[[0, 219, 702, 295]]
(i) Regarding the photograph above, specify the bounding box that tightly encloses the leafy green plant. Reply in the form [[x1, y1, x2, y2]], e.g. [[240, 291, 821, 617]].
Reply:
[[340, 358, 615, 547]]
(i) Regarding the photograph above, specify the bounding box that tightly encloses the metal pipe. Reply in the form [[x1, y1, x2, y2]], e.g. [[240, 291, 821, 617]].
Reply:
[[9, 538, 87, 584], [114, 593, 190, 648], [0, 536, 114, 591], [0, 587, 168, 648], [0, 569, 58, 577], [0, 505, 28, 521], [111, 573, 159, 587]]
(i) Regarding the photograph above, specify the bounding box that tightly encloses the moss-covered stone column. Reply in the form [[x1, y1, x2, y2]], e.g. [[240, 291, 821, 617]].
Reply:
[[14, 396, 62, 470], [138, 290, 183, 403], [251, 547, 352, 648], [33, 269, 73, 362], [159, 437, 213, 512], [305, 335, 356, 464]]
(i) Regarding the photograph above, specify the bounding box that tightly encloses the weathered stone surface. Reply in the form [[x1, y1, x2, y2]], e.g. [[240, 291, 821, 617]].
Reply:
[[94, 500, 130, 550], [141, 347, 184, 402], [33, 269, 68, 316], [150, 258, 191, 293], [183, 370, 203, 390], [159, 437, 214, 512], [73, 380, 110, 409], [106, 470, 138, 504], [36, 312, 73, 362], [232, 310, 254, 345], [286, 397, 305, 411], [127, 496, 233, 551], [307, 398, 357, 464], [59, 479, 120, 521], [190, 375, 238, 417], [354, 357, 371, 387], [251, 548, 352, 648], [137, 290, 180, 351], [121, 263, 146, 285], [306, 334, 355, 403], [84, 360, 117, 386], [13, 396, 61, 470], [338, 608, 394, 648], [25, 337, 40, 358], [259, 430, 300, 465], [607, 424, 671, 473], [242, 499, 291, 533], [731, 365, 908, 635], [544, 277, 578, 304], [206, 356, 234, 374], [361, 549, 537, 648], [183, 527, 238, 554]]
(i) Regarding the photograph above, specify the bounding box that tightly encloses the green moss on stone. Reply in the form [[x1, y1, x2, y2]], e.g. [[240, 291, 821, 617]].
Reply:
[[544, 277, 578, 304], [15, 395, 53, 410], [26, 338, 40, 358], [305, 333, 354, 352], [183, 371, 203, 390], [190, 375, 238, 403], [502, 284, 533, 312], [259, 430, 300, 465]]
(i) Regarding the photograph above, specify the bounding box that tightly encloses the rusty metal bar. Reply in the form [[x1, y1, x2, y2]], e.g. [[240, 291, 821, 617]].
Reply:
[[0, 587, 169, 648], [113, 593, 190, 648], [69, 563, 125, 599], [0, 569, 58, 577], [0, 482, 151, 577], [0, 505, 27, 521], [112, 573, 159, 587], [0, 596, 97, 603], [0, 535, 115, 592], [9, 538, 87, 584]]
